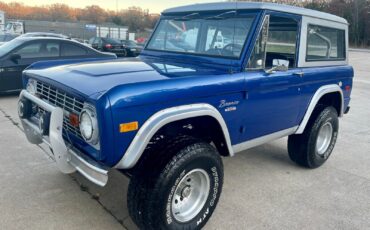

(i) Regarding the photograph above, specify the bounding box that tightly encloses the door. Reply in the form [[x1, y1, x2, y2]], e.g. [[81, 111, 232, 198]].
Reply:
[[240, 13, 303, 141], [1, 41, 60, 91]]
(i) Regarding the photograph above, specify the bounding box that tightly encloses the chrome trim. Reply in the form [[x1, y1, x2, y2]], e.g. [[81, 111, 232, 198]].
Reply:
[[295, 84, 343, 134], [19, 90, 108, 187], [114, 103, 233, 169], [232, 126, 298, 153]]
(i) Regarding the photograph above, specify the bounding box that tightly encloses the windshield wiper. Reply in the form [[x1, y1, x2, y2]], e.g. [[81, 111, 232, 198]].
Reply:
[[174, 12, 200, 21], [205, 11, 236, 20]]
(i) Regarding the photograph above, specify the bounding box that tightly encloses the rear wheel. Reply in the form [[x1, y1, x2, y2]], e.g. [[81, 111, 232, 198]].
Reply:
[[288, 106, 339, 168], [128, 136, 223, 230]]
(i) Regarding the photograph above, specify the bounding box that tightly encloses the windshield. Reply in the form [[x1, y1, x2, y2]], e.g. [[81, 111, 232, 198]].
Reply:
[[147, 13, 255, 58], [0, 38, 23, 57]]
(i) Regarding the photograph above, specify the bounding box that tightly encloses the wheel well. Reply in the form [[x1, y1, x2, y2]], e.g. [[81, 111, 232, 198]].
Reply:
[[151, 116, 231, 157], [317, 92, 342, 116]]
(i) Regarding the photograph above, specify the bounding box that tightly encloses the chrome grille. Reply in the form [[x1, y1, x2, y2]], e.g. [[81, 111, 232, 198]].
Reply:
[[36, 81, 84, 140]]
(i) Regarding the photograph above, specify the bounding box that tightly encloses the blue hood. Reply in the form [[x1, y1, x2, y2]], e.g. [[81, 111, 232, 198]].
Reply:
[[24, 57, 232, 98]]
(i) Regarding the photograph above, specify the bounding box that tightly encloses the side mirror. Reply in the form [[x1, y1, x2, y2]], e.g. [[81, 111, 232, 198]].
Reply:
[[10, 53, 21, 63], [265, 59, 289, 74], [92, 43, 98, 49]]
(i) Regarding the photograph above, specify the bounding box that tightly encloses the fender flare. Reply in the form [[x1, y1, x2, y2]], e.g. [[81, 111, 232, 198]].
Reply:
[[295, 84, 344, 134], [114, 103, 233, 169]]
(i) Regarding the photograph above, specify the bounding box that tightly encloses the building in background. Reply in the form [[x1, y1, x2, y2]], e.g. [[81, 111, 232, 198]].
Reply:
[[4, 19, 128, 40]]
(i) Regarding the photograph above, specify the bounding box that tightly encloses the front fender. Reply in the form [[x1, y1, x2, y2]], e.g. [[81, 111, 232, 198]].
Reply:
[[114, 103, 233, 169]]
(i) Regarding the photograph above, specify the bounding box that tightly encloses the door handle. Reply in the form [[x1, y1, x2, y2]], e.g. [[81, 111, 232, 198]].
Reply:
[[293, 72, 304, 77]]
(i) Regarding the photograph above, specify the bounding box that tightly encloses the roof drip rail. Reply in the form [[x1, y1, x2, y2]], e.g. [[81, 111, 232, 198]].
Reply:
[[173, 12, 200, 21], [205, 10, 236, 20]]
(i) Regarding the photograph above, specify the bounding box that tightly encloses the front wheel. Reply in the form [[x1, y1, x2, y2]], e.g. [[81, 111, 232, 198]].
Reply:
[[288, 106, 339, 168], [128, 136, 223, 230]]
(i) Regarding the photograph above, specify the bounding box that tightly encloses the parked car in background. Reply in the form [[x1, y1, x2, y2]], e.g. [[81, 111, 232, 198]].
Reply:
[[121, 40, 142, 57], [0, 37, 116, 93], [0, 33, 18, 46], [18, 32, 70, 39], [89, 37, 128, 57]]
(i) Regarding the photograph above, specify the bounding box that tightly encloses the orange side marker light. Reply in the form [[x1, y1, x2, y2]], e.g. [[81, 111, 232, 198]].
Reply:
[[120, 122, 139, 133]]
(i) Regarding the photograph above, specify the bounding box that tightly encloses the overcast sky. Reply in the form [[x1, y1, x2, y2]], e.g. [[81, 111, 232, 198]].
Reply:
[[2, 0, 221, 13]]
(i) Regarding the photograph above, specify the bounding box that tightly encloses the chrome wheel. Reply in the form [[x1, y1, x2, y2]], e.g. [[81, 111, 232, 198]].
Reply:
[[316, 122, 333, 156], [171, 169, 210, 223]]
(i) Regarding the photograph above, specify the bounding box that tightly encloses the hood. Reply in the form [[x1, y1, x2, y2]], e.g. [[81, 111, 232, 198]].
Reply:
[[24, 57, 231, 98]]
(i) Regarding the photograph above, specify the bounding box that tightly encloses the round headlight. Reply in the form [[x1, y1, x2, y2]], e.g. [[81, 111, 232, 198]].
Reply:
[[79, 106, 99, 145], [80, 111, 93, 140], [26, 79, 37, 94]]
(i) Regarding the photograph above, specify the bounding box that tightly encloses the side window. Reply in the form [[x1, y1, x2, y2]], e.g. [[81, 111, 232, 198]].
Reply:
[[16, 42, 60, 58], [45, 42, 60, 57], [16, 42, 42, 58], [306, 25, 345, 61], [61, 43, 88, 56], [265, 16, 298, 68]]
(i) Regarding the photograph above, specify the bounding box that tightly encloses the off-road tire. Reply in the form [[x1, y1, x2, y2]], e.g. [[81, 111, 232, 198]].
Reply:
[[288, 106, 339, 168], [127, 135, 223, 230]]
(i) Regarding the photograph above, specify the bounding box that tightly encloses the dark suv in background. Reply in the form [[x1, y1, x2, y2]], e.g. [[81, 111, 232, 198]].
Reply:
[[89, 37, 127, 57]]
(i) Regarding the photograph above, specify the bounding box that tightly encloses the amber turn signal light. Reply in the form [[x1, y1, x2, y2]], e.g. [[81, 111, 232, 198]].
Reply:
[[69, 113, 79, 127], [120, 122, 139, 133]]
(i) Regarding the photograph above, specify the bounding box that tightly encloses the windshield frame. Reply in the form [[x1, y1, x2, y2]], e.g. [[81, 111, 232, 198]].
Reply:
[[145, 11, 258, 60]]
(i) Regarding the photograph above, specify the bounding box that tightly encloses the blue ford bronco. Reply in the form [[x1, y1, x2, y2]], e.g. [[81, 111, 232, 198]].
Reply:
[[18, 2, 353, 229]]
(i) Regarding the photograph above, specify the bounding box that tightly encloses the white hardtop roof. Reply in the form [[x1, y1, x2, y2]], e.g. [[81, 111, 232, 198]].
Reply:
[[163, 2, 348, 24]]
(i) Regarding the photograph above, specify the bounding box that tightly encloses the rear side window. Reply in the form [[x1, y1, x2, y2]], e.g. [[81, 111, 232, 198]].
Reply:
[[306, 25, 345, 61], [61, 43, 88, 56]]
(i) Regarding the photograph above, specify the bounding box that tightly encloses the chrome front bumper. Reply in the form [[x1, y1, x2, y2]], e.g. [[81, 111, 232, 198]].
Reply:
[[19, 90, 108, 187]]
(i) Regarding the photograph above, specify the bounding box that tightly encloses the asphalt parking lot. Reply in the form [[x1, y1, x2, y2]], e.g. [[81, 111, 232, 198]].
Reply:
[[0, 51, 369, 230]]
